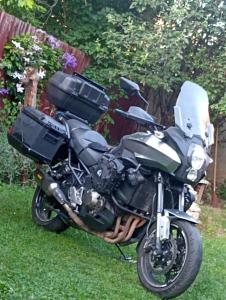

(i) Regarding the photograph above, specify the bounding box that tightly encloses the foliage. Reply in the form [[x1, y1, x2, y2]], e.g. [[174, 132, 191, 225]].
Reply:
[[0, 125, 34, 184], [0, 0, 46, 27], [0, 0, 35, 9], [34, 0, 226, 125], [0, 32, 78, 184], [0, 33, 77, 126], [2, 1, 226, 125], [1, 0, 226, 123], [0, 34, 63, 102], [0, 98, 20, 127], [217, 180, 226, 201]]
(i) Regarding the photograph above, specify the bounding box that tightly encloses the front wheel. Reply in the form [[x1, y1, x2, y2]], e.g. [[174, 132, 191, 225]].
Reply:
[[32, 186, 69, 233], [137, 220, 202, 299]]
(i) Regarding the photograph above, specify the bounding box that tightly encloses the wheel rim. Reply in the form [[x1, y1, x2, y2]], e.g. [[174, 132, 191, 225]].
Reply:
[[141, 223, 188, 288], [35, 189, 60, 222]]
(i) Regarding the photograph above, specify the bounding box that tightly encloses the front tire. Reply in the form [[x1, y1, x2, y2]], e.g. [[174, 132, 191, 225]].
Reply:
[[32, 186, 69, 233], [137, 220, 202, 299]]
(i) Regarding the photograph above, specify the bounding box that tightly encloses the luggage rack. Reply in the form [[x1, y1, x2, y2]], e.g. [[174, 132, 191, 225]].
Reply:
[[56, 111, 89, 124]]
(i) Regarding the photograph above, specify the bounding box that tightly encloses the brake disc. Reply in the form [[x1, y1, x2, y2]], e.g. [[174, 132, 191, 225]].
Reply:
[[148, 237, 178, 275]]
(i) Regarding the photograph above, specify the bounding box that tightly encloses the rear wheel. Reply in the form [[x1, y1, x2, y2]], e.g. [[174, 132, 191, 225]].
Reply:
[[137, 220, 202, 299], [32, 186, 69, 233]]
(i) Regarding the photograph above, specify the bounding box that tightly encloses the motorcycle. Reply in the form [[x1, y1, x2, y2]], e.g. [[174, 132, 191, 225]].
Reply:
[[8, 71, 214, 299]]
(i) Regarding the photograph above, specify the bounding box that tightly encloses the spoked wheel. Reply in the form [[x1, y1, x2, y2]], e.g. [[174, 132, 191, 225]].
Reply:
[[32, 186, 69, 233], [137, 220, 202, 299]]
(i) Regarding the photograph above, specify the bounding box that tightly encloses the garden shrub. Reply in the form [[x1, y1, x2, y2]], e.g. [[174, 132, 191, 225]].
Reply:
[[0, 32, 78, 125], [0, 32, 78, 184], [217, 180, 226, 201], [0, 124, 34, 185]]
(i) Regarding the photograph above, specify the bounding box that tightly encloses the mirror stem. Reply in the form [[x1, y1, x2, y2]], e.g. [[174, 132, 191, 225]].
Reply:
[[138, 92, 149, 111]]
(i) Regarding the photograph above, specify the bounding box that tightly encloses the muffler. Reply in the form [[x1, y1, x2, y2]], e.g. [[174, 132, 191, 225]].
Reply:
[[34, 169, 85, 227], [34, 169, 67, 205]]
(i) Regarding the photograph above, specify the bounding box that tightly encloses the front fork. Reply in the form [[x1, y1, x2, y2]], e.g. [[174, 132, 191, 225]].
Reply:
[[155, 172, 185, 251], [156, 172, 165, 250]]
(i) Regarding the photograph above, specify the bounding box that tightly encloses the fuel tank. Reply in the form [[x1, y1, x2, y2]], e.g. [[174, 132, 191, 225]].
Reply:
[[119, 132, 181, 174]]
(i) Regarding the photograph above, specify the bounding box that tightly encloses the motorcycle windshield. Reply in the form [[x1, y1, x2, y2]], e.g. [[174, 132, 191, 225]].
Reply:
[[174, 81, 214, 147]]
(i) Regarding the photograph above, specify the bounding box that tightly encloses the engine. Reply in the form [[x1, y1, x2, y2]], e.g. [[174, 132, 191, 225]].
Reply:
[[66, 154, 125, 232], [89, 154, 125, 194]]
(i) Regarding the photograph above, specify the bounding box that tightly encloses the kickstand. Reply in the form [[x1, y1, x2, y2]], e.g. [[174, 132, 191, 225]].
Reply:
[[115, 243, 136, 263]]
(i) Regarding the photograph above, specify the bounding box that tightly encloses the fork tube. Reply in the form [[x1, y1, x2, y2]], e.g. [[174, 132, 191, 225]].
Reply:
[[156, 172, 164, 251], [179, 190, 185, 211]]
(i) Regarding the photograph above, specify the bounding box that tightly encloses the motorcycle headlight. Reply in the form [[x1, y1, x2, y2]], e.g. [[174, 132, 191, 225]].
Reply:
[[190, 145, 205, 170]]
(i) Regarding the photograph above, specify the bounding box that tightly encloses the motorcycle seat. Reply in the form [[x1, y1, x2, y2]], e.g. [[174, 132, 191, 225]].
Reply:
[[67, 119, 110, 166]]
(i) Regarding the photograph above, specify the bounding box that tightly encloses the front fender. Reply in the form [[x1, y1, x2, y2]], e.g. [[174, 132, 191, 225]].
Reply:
[[164, 209, 199, 224], [136, 209, 198, 252]]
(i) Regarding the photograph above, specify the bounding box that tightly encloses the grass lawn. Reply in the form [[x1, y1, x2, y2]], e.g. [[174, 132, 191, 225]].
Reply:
[[0, 185, 226, 300]]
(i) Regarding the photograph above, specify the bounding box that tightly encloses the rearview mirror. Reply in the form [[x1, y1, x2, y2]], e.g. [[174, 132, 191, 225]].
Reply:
[[120, 77, 140, 96], [120, 76, 149, 110]]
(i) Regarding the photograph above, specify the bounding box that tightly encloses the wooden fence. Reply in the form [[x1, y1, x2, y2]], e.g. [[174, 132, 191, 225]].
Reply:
[[0, 12, 90, 71]]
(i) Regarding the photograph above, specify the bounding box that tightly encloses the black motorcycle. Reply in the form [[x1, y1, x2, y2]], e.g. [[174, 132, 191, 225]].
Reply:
[[8, 71, 214, 299]]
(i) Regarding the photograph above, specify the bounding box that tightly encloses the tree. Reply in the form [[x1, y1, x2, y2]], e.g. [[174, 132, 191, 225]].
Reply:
[[0, 0, 46, 26], [0, 0, 35, 9], [2, 0, 226, 121], [29, 0, 226, 125]]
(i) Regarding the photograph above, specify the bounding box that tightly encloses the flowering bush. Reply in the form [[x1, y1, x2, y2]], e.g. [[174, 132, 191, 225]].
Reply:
[[0, 88, 9, 96], [0, 32, 78, 125]]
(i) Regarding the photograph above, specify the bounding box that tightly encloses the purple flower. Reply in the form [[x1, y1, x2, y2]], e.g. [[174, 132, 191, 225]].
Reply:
[[48, 36, 59, 50], [0, 88, 9, 96], [62, 52, 77, 70]]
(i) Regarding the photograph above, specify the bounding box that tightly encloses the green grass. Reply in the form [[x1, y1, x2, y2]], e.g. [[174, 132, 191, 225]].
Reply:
[[0, 185, 226, 300]]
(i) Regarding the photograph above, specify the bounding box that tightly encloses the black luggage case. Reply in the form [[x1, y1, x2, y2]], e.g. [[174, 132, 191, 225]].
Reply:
[[47, 71, 110, 124], [8, 107, 67, 164]]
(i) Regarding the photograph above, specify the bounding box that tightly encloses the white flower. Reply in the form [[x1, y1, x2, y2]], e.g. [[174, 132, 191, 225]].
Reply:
[[12, 41, 20, 48], [12, 40, 24, 51], [24, 57, 30, 63], [26, 51, 33, 56], [37, 69, 46, 79], [31, 35, 39, 42], [12, 71, 25, 80], [32, 45, 42, 51], [16, 83, 24, 93]]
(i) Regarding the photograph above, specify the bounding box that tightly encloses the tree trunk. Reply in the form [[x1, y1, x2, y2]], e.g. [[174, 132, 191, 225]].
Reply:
[[23, 67, 39, 108], [144, 86, 179, 126], [21, 67, 39, 184]]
